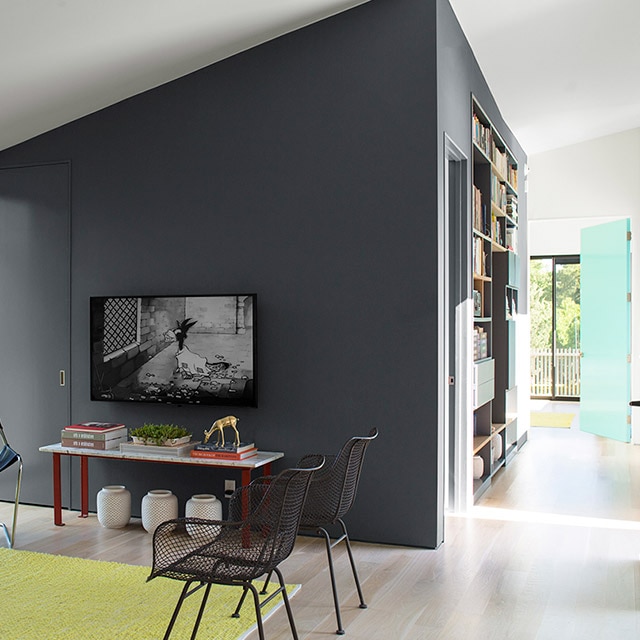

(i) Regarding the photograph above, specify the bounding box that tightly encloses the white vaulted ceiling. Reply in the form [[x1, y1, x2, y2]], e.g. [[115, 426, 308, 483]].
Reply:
[[448, 0, 640, 154], [0, 0, 368, 151], [1, 0, 639, 155]]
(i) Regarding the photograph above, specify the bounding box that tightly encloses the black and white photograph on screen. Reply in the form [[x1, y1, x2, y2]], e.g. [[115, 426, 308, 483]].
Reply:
[[90, 295, 256, 406]]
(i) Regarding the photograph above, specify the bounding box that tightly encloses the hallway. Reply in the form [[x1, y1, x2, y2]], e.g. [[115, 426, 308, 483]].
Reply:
[[449, 400, 640, 638], [481, 400, 640, 520]]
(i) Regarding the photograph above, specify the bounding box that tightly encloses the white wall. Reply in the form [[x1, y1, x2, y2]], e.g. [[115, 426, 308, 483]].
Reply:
[[527, 127, 640, 440], [529, 128, 640, 223], [529, 127, 640, 254]]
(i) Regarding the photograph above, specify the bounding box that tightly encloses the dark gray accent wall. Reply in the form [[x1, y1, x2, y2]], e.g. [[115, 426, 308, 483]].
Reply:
[[0, 0, 444, 547], [0, 0, 525, 548]]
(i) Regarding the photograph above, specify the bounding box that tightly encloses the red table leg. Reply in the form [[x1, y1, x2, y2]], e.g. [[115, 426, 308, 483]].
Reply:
[[53, 453, 64, 526], [79, 456, 89, 518]]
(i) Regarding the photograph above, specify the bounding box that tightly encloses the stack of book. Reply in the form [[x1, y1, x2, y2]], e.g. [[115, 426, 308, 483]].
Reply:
[[506, 194, 518, 223], [61, 422, 127, 450], [473, 185, 484, 233], [190, 441, 257, 460], [473, 327, 488, 361]]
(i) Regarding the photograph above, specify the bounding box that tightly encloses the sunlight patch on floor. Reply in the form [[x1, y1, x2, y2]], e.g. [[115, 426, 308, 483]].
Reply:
[[451, 505, 640, 532]]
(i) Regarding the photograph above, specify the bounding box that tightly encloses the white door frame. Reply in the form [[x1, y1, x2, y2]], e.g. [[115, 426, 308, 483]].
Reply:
[[442, 134, 473, 514]]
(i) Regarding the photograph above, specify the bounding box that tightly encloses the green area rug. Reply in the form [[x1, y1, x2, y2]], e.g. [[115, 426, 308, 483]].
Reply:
[[0, 548, 299, 640], [530, 411, 575, 428]]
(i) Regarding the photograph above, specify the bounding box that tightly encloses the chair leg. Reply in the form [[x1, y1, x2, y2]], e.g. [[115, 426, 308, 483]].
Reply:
[[260, 570, 273, 595], [234, 571, 272, 616], [319, 527, 345, 635], [161, 580, 210, 640], [190, 583, 212, 640], [1, 458, 22, 548], [163, 581, 193, 640], [247, 582, 267, 640], [231, 585, 249, 618], [273, 567, 300, 640], [337, 518, 367, 609], [11, 459, 22, 548]]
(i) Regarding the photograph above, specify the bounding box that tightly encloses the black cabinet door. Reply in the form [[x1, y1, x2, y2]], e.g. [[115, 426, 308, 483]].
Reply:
[[0, 163, 70, 505]]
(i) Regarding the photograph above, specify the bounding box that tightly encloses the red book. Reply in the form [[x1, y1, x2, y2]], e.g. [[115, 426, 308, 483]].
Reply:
[[190, 448, 257, 460], [64, 422, 125, 433]]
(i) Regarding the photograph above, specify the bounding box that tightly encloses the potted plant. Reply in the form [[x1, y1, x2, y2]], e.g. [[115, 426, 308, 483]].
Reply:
[[130, 423, 192, 446]]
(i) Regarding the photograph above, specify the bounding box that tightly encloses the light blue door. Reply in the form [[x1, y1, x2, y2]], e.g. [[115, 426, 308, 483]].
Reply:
[[580, 219, 631, 442]]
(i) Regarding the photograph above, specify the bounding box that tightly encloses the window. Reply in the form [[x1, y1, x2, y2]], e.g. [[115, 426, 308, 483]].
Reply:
[[103, 297, 139, 356], [530, 256, 580, 399]]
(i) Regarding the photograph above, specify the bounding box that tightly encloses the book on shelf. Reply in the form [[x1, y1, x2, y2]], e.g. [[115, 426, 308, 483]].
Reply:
[[491, 215, 503, 247], [61, 435, 127, 450], [493, 146, 508, 178], [473, 237, 486, 276], [491, 175, 507, 210], [190, 447, 258, 461], [473, 113, 493, 158], [506, 194, 518, 222], [63, 422, 125, 433], [473, 326, 488, 360], [473, 185, 483, 232], [507, 164, 518, 190], [61, 427, 127, 441]]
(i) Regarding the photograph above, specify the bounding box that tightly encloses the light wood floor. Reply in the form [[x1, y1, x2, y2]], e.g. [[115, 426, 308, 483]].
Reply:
[[3, 402, 640, 639]]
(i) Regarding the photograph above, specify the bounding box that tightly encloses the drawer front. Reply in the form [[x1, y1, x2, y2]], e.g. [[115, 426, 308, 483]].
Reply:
[[475, 379, 495, 408], [474, 358, 495, 386], [508, 252, 520, 287]]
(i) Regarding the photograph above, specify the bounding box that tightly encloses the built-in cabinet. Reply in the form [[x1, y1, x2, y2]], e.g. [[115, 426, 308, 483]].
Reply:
[[471, 97, 519, 500]]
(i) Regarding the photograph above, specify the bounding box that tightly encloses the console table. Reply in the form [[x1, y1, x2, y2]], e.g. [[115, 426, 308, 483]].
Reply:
[[39, 443, 284, 526]]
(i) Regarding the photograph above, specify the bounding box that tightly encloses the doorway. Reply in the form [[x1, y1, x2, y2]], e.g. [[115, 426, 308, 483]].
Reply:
[[529, 255, 581, 400], [0, 162, 71, 505], [442, 134, 469, 521]]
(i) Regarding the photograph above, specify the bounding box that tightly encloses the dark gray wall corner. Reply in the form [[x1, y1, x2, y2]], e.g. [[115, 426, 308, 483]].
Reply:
[[436, 0, 526, 161], [436, 0, 528, 304]]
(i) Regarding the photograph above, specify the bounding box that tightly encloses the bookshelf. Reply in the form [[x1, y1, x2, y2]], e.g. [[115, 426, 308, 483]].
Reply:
[[471, 97, 519, 500]]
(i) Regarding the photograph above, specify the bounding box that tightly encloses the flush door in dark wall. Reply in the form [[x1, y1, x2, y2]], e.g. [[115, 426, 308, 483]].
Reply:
[[0, 163, 71, 505]]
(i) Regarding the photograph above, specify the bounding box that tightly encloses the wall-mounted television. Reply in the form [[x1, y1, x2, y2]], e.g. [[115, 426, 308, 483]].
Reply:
[[90, 294, 257, 407]]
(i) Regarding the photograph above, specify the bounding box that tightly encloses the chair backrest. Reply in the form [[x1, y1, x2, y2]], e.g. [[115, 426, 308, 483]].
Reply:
[[230, 454, 325, 570], [299, 428, 378, 527], [0, 421, 9, 447]]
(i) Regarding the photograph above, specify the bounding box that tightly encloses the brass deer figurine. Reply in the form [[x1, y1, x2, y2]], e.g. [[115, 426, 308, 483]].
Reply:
[[203, 415, 240, 447]]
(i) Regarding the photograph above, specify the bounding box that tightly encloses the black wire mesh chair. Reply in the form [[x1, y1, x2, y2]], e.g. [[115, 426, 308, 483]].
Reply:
[[148, 455, 324, 640], [297, 428, 378, 635], [0, 420, 23, 549]]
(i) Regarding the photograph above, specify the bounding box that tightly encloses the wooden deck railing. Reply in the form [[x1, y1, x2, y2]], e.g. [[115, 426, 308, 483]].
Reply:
[[530, 348, 581, 397]]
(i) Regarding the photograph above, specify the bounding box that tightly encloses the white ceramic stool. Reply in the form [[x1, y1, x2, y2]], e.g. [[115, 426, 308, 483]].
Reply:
[[141, 489, 178, 534], [97, 485, 131, 529]]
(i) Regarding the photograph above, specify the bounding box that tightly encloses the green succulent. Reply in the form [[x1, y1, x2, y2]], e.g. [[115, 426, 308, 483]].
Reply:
[[130, 423, 191, 446]]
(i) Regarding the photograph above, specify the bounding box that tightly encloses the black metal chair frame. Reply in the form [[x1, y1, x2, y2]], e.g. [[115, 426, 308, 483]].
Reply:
[[297, 428, 378, 635], [0, 420, 23, 548], [148, 456, 324, 640]]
